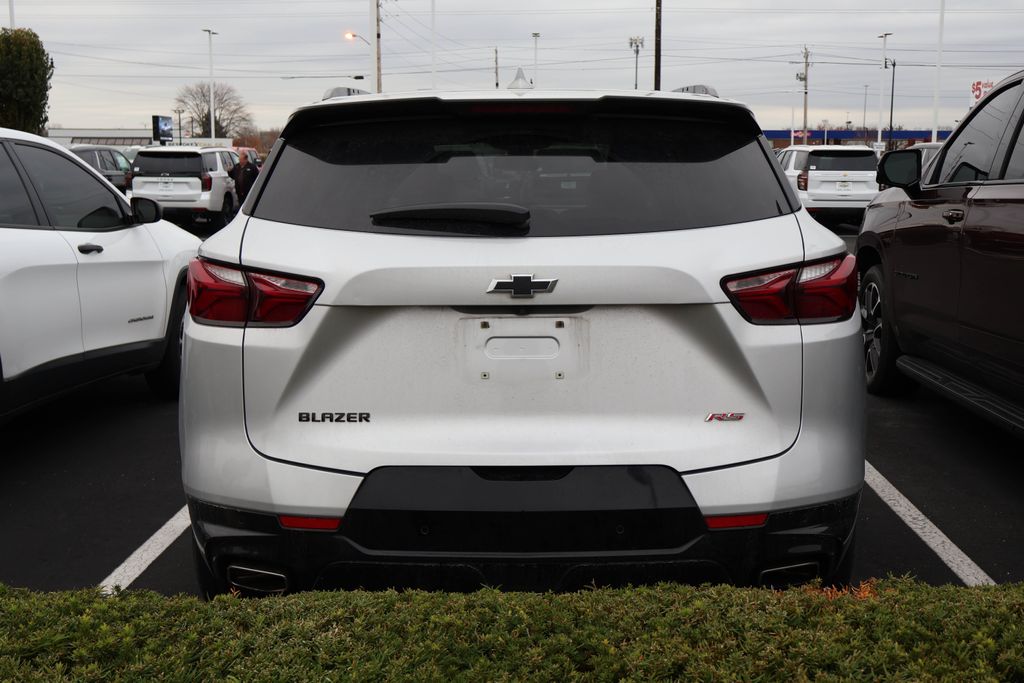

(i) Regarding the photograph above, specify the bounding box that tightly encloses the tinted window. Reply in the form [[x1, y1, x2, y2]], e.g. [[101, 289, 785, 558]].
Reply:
[[16, 144, 126, 230], [0, 146, 38, 226], [255, 111, 790, 237], [793, 151, 809, 171], [219, 152, 234, 173], [202, 153, 219, 173], [134, 151, 202, 176], [807, 151, 877, 171], [1003, 117, 1024, 181], [937, 82, 1023, 184], [72, 150, 96, 168], [98, 150, 118, 171], [778, 151, 791, 168]]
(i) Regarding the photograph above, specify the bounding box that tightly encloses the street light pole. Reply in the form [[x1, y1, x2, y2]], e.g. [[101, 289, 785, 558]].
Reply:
[[878, 32, 892, 146], [172, 108, 185, 145], [862, 84, 868, 143], [931, 0, 945, 142], [888, 59, 897, 151], [8, 0, 14, 28], [202, 29, 217, 143], [629, 36, 644, 90], [531, 32, 540, 86]]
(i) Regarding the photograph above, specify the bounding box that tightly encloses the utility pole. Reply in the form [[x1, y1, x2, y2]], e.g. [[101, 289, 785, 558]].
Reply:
[[888, 59, 897, 151], [373, 0, 382, 93], [878, 32, 892, 146], [494, 47, 499, 89], [795, 46, 810, 144], [430, 0, 436, 89], [8, 0, 14, 28], [202, 29, 217, 142], [653, 0, 662, 90], [629, 36, 644, 90], [531, 32, 540, 86]]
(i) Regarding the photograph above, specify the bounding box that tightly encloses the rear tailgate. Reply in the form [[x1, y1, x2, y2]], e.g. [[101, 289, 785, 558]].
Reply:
[[239, 216, 806, 474], [805, 150, 878, 202], [132, 151, 203, 202]]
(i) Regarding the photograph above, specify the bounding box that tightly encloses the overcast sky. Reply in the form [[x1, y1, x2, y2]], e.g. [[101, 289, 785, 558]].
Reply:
[[12, 0, 1023, 133]]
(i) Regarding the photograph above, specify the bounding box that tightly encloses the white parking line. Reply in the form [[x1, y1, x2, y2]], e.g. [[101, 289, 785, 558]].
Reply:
[[865, 461, 995, 587], [99, 505, 190, 594]]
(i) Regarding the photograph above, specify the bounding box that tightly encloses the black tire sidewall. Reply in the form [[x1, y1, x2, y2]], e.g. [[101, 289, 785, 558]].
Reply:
[[861, 265, 910, 395]]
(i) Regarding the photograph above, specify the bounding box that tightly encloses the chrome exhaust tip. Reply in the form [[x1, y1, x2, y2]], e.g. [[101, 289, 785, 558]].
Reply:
[[758, 561, 820, 588], [226, 565, 289, 595]]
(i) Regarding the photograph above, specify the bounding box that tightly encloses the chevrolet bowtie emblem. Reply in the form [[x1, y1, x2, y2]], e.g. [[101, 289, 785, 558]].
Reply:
[[486, 274, 558, 298]]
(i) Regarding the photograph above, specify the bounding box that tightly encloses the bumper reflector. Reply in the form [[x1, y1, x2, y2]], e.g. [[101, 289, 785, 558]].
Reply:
[[704, 513, 768, 530], [278, 515, 342, 531]]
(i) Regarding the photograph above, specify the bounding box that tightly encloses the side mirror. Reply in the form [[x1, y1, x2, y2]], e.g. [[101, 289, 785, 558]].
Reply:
[[131, 196, 162, 224], [877, 149, 922, 196]]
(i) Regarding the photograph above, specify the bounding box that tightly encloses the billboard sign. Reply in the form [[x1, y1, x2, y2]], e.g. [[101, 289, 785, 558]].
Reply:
[[970, 80, 995, 108], [152, 115, 174, 142]]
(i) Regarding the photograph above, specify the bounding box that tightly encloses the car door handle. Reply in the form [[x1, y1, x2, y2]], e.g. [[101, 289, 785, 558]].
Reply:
[[77, 243, 104, 254], [942, 209, 965, 224]]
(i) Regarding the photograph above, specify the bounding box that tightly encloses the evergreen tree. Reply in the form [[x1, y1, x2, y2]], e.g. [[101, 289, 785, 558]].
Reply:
[[0, 28, 55, 134]]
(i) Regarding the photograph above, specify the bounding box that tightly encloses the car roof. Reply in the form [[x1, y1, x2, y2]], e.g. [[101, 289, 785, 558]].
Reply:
[[70, 144, 128, 154], [783, 144, 875, 151], [295, 89, 751, 117], [135, 145, 233, 154]]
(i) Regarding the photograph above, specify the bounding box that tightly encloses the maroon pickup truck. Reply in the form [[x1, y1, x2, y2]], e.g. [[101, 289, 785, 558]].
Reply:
[[856, 69, 1024, 437]]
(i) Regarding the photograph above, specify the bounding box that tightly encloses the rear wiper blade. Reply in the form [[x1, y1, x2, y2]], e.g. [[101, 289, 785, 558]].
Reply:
[[370, 202, 530, 232]]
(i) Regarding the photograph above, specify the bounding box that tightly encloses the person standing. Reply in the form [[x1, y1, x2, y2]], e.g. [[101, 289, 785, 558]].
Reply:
[[231, 150, 260, 205]]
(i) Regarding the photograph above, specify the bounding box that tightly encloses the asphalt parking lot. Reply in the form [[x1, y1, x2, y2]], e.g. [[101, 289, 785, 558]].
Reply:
[[3, 367, 1021, 597]]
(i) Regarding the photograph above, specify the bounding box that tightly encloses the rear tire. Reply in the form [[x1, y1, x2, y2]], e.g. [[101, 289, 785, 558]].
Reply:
[[212, 194, 233, 229], [860, 265, 915, 395], [145, 286, 185, 399]]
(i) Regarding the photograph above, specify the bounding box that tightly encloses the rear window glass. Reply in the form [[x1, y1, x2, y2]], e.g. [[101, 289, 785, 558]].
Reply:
[[807, 151, 877, 172], [133, 152, 202, 176], [254, 109, 791, 237]]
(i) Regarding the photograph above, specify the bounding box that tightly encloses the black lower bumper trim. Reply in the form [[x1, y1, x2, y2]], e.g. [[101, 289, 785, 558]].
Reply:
[[188, 466, 860, 593]]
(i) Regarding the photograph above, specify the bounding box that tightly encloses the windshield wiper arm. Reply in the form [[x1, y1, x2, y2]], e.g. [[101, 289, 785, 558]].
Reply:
[[370, 202, 530, 231]]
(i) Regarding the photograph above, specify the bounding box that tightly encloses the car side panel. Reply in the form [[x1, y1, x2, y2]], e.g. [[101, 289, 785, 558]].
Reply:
[[888, 184, 972, 360], [0, 228, 83, 378], [64, 224, 169, 353], [957, 182, 1024, 403]]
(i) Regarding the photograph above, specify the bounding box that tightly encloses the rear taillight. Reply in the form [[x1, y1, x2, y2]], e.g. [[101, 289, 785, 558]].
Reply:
[[797, 170, 808, 191], [187, 258, 322, 327], [722, 254, 857, 325], [200, 172, 212, 192]]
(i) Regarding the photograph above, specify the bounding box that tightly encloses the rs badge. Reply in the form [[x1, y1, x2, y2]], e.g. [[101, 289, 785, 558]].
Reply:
[[705, 412, 745, 422]]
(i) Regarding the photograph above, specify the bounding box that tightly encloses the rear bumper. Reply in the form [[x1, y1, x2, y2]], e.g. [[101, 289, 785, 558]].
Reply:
[[188, 478, 860, 593], [801, 196, 873, 211]]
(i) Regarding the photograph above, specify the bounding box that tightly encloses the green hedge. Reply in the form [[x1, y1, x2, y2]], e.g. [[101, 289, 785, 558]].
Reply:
[[2, 579, 1023, 681]]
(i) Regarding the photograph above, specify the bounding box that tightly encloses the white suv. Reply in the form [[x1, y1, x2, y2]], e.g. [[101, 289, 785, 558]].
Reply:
[[131, 146, 238, 230], [777, 145, 879, 225], [181, 91, 865, 597], [0, 128, 199, 419]]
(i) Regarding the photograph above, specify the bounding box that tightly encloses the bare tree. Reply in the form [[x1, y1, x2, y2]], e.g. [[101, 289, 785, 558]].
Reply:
[[174, 82, 255, 139]]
